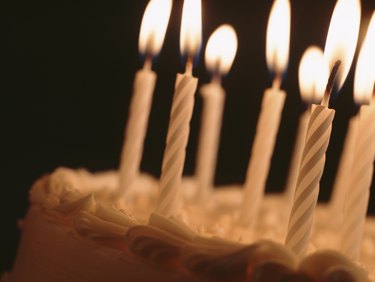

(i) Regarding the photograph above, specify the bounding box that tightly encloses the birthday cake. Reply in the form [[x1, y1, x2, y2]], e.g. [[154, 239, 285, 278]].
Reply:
[[6, 0, 375, 280], [8, 168, 375, 282]]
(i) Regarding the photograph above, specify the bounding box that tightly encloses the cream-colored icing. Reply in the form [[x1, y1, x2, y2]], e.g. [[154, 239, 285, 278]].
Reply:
[[11, 167, 375, 281], [74, 211, 131, 239], [12, 206, 208, 282]]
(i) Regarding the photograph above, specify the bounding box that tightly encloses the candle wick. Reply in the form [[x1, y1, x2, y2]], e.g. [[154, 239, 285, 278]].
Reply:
[[272, 74, 282, 90], [144, 33, 155, 68], [143, 55, 153, 71], [311, 83, 317, 105], [321, 60, 341, 107], [212, 74, 222, 85], [185, 57, 194, 76]]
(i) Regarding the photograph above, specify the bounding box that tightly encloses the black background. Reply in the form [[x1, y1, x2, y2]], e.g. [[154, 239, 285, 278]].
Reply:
[[3, 0, 375, 272]]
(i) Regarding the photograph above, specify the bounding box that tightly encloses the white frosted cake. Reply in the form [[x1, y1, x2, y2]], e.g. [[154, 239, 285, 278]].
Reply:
[[7, 167, 375, 282]]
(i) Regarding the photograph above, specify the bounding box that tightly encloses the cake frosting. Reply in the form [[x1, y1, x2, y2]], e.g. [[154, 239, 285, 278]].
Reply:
[[8, 167, 375, 281]]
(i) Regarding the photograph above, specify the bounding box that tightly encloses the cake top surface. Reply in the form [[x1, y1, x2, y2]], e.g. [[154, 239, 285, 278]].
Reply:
[[27, 167, 374, 282]]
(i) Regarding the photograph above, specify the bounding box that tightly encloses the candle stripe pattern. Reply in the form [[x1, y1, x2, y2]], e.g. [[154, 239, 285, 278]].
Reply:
[[285, 105, 335, 257], [156, 74, 198, 217], [341, 105, 375, 260], [118, 69, 156, 199], [239, 89, 286, 227]]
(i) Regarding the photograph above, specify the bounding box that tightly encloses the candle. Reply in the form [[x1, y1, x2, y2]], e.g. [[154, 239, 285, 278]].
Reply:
[[329, 115, 359, 223], [118, 0, 172, 199], [284, 90, 336, 258], [341, 12, 375, 260], [239, 0, 290, 227], [194, 25, 238, 201], [285, 0, 361, 257], [284, 47, 328, 209], [155, 0, 202, 216]]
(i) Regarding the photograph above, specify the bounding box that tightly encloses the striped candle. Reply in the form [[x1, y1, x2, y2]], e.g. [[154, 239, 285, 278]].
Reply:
[[156, 74, 198, 216], [155, 0, 202, 216], [285, 0, 361, 256], [285, 105, 335, 257], [285, 46, 328, 207]]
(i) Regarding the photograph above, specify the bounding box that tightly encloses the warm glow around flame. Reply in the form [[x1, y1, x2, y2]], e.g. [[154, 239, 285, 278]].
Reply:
[[180, 0, 202, 59], [139, 0, 172, 56], [324, 0, 361, 90], [299, 46, 329, 104], [354, 12, 375, 105], [205, 25, 238, 76], [299, 47, 329, 104], [266, 0, 291, 74]]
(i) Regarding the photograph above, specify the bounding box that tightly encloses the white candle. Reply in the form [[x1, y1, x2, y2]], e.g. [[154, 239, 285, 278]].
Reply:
[[285, 47, 328, 209], [118, 68, 156, 198], [195, 84, 224, 201], [156, 0, 202, 217], [329, 115, 358, 222], [284, 109, 310, 202], [195, 25, 238, 201], [240, 85, 286, 227], [118, 0, 172, 199], [341, 13, 375, 260], [285, 0, 361, 257], [239, 0, 290, 227], [341, 104, 375, 259]]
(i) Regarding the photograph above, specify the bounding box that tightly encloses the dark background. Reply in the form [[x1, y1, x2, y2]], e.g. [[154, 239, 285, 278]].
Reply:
[[3, 0, 375, 272]]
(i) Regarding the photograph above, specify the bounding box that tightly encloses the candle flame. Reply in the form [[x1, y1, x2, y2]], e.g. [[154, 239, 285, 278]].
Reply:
[[324, 0, 361, 91], [139, 0, 173, 56], [180, 0, 202, 60], [299, 47, 329, 104], [205, 25, 238, 77], [266, 0, 291, 75], [354, 12, 375, 105]]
